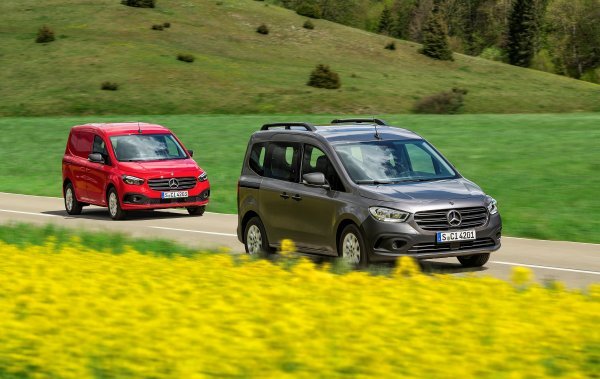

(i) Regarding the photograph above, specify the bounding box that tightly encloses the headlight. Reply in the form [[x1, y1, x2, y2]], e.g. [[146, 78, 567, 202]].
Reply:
[[487, 197, 498, 215], [122, 175, 145, 185], [369, 207, 410, 223], [198, 172, 208, 182]]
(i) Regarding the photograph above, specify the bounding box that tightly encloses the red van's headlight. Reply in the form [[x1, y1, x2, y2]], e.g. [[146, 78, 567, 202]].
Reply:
[[198, 172, 208, 182], [122, 175, 145, 185]]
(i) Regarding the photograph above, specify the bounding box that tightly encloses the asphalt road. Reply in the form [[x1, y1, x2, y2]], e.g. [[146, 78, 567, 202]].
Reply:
[[0, 192, 598, 288]]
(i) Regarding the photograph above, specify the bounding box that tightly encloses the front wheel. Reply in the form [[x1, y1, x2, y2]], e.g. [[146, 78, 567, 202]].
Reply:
[[64, 183, 83, 215], [339, 224, 368, 268], [244, 217, 271, 256], [107, 188, 127, 220], [457, 253, 490, 268], [187, 206, 205, 216]]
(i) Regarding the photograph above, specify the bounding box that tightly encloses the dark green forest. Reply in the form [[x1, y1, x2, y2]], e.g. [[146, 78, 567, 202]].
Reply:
[[275, 0, 600, 83]]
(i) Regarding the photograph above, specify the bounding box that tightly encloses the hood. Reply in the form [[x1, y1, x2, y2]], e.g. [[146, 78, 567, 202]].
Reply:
[[358, 178, 486, 206], [118, 159, 201, 178]]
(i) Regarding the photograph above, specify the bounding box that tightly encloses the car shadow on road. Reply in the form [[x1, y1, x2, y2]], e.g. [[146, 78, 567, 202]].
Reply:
[[42, 209, 193, 221]]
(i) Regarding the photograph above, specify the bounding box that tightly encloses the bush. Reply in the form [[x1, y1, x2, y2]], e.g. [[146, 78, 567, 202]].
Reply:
[[256, 24, 269, 35], [303, 20, 314, 30], [163, 22, 170, 28], [413, 88, 468, 114], [121, 0, 155, 8], [151, 24, 164, 31], [479, 47, 506, 62], [385, 41, 396, 50], [101, 82, 119, 91], [35, 26, 55, 43], [296, 3, 321, 19], [177, 53, 195, 63], [307, 64, 341, 89]]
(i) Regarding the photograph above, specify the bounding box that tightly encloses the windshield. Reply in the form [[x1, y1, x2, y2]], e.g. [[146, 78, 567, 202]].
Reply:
[[110, 134, 188, 162], [334, 140, 458, 184]]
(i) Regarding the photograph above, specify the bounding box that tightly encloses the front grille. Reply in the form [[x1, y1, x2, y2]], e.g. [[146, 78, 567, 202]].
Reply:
[[148, 177, 197, 191], [408, 238, 496, 254], [414, 207, 488, 231]]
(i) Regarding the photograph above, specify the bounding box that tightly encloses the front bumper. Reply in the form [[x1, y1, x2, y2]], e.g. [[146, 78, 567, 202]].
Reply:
[[120, 182, 210, 210], [362, 213, 502, 262]]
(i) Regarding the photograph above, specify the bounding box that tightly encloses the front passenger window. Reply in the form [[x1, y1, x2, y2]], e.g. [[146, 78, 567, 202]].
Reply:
[[302, 145, 345, 192], [92, 135, 110, 165]]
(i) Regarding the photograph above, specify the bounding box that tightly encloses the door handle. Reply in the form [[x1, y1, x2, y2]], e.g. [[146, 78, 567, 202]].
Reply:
[[291, 194, 302, 201], [280, 192, 290, 199]]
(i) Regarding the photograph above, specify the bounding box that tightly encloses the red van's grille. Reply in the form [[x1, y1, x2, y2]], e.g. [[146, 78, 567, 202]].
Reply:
[[148, 177, 197, 191]]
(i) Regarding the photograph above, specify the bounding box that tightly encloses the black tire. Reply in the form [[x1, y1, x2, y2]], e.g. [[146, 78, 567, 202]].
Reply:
[[107, 188, 127, 220], [339, 224, 368, 268], [187, 206, 206, 216], [457, 253, 490, 268], [64, 183, 83, 215], [244, 217, 271, 256]]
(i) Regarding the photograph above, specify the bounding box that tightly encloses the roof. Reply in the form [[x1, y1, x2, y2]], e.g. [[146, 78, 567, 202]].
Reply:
[[257, 121, 422, 143], [71, 122, 171, 136]]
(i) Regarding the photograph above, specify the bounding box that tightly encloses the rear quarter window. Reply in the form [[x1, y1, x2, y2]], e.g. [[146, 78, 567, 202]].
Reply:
[[249, 143, 266, 176], [68, 131, 94, 159]]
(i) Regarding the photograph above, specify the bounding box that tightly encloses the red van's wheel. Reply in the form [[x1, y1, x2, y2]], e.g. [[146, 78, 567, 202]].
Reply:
[[64, 183, 83, 215], [107, 188, 127, 220]]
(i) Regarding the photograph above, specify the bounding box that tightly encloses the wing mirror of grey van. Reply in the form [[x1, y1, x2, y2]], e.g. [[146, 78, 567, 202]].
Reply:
[[303, 172, 330, 189], [188, 150, 194, 157], [88, 153, 104, 164]]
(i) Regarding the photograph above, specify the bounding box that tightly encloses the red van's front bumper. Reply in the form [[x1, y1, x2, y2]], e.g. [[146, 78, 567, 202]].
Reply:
[[120, 180, 210, 210]]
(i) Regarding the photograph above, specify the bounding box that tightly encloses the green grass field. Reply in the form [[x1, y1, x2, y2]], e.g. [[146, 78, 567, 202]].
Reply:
[[1, 0, 599, 116], [0, 113, 598, 243]]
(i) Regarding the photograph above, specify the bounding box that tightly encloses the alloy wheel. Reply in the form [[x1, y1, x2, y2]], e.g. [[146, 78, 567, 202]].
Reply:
[[342, 232, 361, 265], [246, 224, 262, 255], [65, 188, 73, 212], [108, 192, 118, 217]]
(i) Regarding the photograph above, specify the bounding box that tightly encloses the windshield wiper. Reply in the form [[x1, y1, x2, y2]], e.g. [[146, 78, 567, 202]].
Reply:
[[355, 180, 394, 185]]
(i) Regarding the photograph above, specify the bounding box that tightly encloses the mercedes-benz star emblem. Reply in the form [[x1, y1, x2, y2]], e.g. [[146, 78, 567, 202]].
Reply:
[[168, 178, 179, 189], [447, 210, 462, 227]]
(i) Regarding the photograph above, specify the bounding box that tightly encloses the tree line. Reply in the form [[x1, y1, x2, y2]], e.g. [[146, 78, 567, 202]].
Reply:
[[274, 0, 600, 83]]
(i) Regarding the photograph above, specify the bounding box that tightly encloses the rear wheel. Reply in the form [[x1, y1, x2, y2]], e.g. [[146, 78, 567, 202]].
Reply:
[[187, 206, 206, 216], [457, 253, 490, 267], [339, 224, 368, 268], [64, 183, 83, 215], [244, 217, 271, 256], [107, 188, 127, 220]]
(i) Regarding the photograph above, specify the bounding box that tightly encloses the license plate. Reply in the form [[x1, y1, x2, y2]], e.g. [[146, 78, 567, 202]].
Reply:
[[436, 230, 476, 243], [161, 191, 188, 199]]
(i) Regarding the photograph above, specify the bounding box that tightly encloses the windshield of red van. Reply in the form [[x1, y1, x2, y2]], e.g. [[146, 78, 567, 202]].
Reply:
[[110, 134, 188, 162]]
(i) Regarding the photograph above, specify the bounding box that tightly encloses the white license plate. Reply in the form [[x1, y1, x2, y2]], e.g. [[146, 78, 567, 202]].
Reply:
[[436, 230, 476, 243], [161, 191, 188, 199]]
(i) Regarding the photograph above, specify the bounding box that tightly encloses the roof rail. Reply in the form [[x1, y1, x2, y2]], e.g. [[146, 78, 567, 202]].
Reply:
[[331, 118, 388, 126], [261, 122, 316, 131]]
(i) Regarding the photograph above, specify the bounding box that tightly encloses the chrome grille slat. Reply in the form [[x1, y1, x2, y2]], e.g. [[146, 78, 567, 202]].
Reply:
[[148, 177, 197, 191], [414, 207, 488, 231]]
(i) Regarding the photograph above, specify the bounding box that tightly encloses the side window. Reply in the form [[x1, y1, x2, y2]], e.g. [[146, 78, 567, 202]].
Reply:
[[264, 142, 300, 182], [92, 135, 110, 164], [249, 143, 266, 176], [69, 131, 94, 159], [302, 145, 345, 192], [405, 144, 435, 175]]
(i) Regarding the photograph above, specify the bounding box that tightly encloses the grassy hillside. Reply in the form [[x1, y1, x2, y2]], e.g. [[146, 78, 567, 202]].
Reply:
[[1, 0, 599, 116], [0, 113, 598, 244]]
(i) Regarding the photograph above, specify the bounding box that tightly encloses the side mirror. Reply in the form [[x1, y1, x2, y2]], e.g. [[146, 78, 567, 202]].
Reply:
[[303, 172, 330, 189], [188, 150, 194, 157], [88, 153, 104, 164]]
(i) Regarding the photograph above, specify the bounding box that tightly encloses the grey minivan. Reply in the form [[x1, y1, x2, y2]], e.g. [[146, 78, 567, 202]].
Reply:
[[237, 119, 502, 267]]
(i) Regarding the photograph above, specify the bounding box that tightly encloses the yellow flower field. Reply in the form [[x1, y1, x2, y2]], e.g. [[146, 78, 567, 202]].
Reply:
[[0, 238, 598, 378]]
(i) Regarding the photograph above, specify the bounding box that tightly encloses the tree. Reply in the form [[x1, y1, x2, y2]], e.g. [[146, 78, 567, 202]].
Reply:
[[507, 0, 537, 66], [378, 6, 394, 35], [546, 0, 600, 78], [420, 2, 453, 60]]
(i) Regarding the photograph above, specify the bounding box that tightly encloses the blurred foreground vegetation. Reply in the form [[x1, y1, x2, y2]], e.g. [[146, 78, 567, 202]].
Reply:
[[0, 231, 597, 378]]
